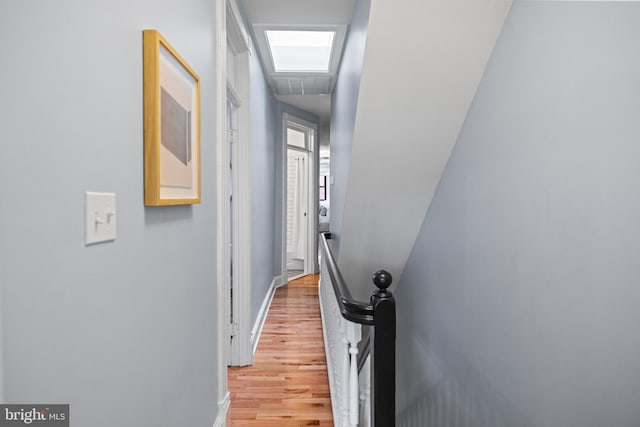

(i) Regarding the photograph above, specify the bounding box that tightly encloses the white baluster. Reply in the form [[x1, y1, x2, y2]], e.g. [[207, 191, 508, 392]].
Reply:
[[346, 321, 361, 426], [359, 355, 371, 427], [342, 332, 349, 426]]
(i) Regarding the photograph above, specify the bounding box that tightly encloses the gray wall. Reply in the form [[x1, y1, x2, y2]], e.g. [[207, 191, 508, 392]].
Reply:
[[329, 0, 371, 254], [396, 2, 640, 426], [0, 1, 219, 426], [249, 42, 278, 324], [273, 103, 320, 275]]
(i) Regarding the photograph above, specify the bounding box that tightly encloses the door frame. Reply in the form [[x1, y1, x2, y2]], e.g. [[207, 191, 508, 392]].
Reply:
[[225, 0, 253, 368], [285, 147, 309, 273], [216, 3, 253, 421], [220, 0, 253, 366], [281, 113, 319, 283], [215, 0, 230, 417]]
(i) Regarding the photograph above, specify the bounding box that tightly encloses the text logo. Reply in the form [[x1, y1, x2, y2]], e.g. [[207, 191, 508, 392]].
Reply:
[[0, 405, 68, 426]]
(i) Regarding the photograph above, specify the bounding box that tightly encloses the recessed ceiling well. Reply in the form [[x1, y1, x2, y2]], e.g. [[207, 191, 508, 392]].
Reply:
[[240, 0, 357, 120]]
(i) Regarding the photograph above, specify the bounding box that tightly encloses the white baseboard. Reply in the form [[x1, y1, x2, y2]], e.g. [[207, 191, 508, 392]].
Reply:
[[275, 274, 286, 288], [250, 276, 281, 356], [212, 392, 230, 427]]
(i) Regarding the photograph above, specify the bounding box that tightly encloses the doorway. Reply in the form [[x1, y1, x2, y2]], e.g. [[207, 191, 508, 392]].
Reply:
[[286, 148, 308, 278], [283, 114, 318, 281]]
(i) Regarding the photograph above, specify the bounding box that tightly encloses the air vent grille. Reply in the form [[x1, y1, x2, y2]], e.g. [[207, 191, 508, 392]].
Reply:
[[274, 77, 331, 95]]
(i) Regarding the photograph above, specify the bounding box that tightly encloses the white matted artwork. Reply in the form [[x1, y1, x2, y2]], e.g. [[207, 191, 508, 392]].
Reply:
[[143, 30, 201, 206]]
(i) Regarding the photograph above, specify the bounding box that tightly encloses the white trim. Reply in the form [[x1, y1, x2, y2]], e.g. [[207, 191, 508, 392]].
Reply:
[[252, 24, 347, 88], [214, 0, 230, 416], [227, 0, 254, 367], [212, 392, 231, 427], [250, 276, 282, 356], [226, 0, 251, 54]]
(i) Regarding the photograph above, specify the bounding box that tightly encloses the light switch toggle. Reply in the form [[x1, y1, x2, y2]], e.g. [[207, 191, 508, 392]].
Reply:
[[86, 192, 117, 245]]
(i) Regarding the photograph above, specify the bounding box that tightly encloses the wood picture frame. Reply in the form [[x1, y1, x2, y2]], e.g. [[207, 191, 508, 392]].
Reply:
[[143, 29, 201, 206]]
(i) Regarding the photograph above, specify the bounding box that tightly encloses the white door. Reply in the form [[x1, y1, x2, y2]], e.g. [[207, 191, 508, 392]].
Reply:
[[227, 98, 239, 360]]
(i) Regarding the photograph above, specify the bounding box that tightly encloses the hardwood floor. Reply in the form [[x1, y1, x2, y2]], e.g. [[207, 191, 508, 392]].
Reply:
[[228, 274, 333, 426]]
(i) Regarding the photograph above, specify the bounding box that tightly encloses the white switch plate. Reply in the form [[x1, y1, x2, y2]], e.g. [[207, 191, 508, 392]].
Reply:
[[85, 192, 116, 245]]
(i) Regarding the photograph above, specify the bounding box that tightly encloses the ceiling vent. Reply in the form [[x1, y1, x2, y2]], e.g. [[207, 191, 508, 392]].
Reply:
[[274, 77, 331, 95]]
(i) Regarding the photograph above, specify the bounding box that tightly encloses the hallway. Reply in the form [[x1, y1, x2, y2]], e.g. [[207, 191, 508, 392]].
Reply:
[[228, 274, 333, 426]]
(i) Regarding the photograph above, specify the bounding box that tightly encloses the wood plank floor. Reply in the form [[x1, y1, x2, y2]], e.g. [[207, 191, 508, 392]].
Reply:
[[228, 274, 333, 426]]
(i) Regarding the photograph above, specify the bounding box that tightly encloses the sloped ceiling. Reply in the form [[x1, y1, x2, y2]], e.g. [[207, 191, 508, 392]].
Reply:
[[338, 0, 513, 300]]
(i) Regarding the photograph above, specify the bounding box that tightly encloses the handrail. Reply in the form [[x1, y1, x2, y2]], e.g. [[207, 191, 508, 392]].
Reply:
[[320, 232, 396, 427], [320, 233, 375, 325]]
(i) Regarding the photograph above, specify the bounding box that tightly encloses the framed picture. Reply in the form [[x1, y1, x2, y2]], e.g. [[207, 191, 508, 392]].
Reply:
[[143, 29, 201, 206]]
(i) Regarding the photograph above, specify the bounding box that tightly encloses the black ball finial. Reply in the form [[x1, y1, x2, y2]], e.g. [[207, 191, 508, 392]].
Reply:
[[372, 270, 392, 290]]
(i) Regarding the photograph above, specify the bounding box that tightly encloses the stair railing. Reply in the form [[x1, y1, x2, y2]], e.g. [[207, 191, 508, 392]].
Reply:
[[319, 232, 396, 427]]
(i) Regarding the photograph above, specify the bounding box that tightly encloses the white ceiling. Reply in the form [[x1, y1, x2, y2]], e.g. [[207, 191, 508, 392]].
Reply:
[[240, 0, 357, 121], [241, 0, 356, 26], [275, 93, 331, 120]]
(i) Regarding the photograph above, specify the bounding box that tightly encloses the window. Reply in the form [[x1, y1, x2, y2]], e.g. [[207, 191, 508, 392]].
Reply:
[[287, 127, 306, 149], [266, 30, 335, 72]]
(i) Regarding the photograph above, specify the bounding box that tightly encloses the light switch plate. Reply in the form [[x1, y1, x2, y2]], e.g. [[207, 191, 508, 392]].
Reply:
[[85, 192, 116, 245]]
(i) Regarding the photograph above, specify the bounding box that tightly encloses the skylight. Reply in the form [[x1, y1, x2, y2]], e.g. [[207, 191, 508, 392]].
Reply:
[[265, 30, 335, 73]]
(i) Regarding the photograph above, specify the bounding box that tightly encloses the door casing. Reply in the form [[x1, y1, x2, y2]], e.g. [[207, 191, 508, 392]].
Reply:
[[222, 0, 253, 369], [281, 113, 319, 284]]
